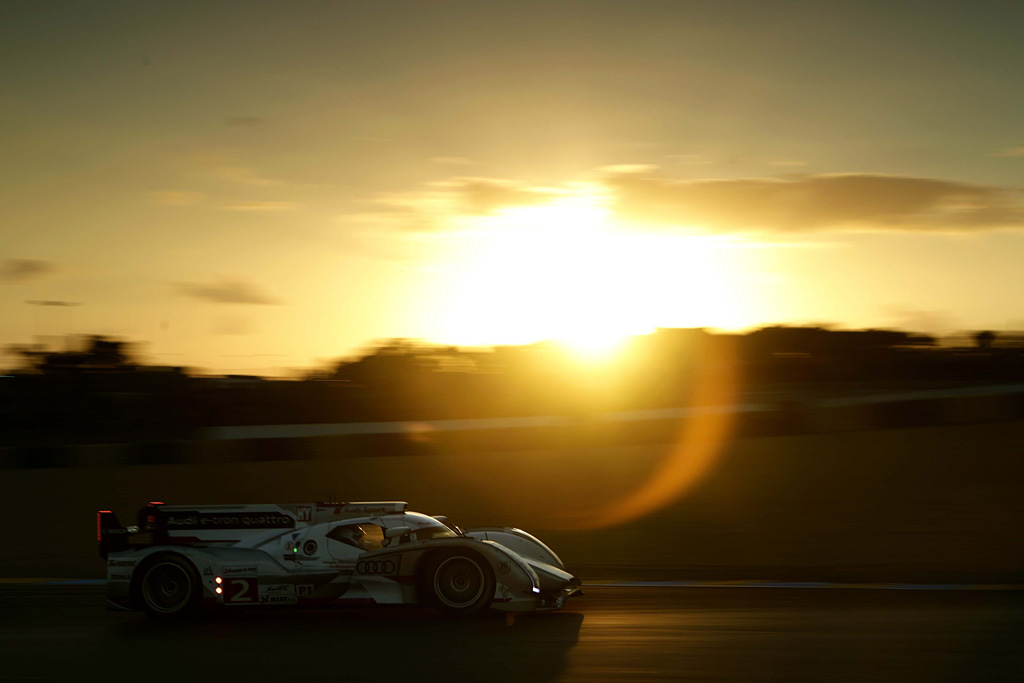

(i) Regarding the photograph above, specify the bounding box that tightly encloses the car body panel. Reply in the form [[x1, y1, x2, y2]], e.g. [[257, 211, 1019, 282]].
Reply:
[[101, 501, 581, 615], [463, 526, 565, 568]]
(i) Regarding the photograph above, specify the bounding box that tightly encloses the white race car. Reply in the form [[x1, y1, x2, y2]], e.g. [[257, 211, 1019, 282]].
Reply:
[[98, 501, 582, 620]]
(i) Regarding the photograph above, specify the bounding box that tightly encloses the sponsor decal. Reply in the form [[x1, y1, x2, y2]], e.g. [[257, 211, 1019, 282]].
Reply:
[[259, 583, 296, 604], [297, 506, 312, 522], [203, 566, 214, 576], [344, 503, 399, 514], [497, 561, 512, 576], [303, 540, 318, 555], [264, 584, 293, 594], [109, 572, 133, 581], [107, 559, 137, 568], [356, 560, 397, 575], [284, 540, 295, 552], [260, 595, 295, 604], [297, 584, 315, 598], [498, 584, 511, 600], [323, 559, 352, 568], [222, 565, 258, 577], [223, 577, 258, 604], [159, 511, 295, 530]]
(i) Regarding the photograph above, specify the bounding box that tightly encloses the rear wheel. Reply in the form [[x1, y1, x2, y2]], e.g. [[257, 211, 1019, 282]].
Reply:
[[422, 550, 495, 616], [137, 555, 201, 621]]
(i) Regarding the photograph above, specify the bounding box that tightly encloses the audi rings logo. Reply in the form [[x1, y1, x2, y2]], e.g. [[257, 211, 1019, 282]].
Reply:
[[357, 560, 396, 575]]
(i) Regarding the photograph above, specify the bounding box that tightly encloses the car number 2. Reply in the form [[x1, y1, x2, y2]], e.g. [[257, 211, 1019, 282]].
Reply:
[[224, 577, 258, 604]]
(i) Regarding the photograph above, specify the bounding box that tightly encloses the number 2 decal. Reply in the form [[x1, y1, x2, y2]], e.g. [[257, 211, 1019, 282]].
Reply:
[[225, 578, 258, 604]]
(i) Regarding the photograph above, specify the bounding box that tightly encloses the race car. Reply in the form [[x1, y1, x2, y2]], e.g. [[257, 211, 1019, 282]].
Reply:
[[98, 501, 582, 620]]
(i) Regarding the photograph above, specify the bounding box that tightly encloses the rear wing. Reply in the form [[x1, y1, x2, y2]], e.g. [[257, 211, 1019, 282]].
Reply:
[[97, 502, 164, 558], [97, 510, 130, 558]]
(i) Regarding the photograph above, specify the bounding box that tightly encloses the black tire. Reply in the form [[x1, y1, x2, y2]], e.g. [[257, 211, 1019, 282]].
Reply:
[[421, 550, 495, 616], [136, 554, 202, 621]]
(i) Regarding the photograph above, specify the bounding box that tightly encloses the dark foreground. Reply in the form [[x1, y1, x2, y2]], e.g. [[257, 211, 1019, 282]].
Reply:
[[1, 585, 1021, 682]]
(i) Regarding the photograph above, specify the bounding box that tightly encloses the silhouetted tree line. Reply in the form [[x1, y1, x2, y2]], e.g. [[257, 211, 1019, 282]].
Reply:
[[3, 327, 1024, 447]]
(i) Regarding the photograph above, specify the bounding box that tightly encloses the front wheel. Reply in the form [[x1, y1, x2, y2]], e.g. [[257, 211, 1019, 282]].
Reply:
[[137, 555, 201, 621], [421, 550, 495, 616]]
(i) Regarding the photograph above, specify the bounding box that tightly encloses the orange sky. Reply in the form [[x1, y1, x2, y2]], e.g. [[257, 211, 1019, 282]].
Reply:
[[2, 2, 1023, 374]]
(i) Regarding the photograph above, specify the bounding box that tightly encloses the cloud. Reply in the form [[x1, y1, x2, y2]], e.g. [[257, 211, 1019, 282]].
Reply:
[[603, 171, 1024, 232], [449, 178, 552, 214], [598, 164, 659, 174], [174, 279, 280, 305], [0, 259, 56, 283], [215, 166, 284, 187], [406, 177, 552, 215], [350, 168, 1024, 235], [361, 177, 553, 231], [990, 146, 1024, 157], [221, 201, 298, 211], [188, 155, 284, 187], [343, 208, 444, 233]]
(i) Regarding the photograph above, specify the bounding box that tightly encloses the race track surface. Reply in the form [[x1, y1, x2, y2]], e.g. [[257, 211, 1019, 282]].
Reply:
[[2, 585, 1022, 682]]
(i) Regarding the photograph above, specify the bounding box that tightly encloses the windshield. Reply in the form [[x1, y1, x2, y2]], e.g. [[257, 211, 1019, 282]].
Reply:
[[411, 527, 457, 542], [327, 523, 386, 551]]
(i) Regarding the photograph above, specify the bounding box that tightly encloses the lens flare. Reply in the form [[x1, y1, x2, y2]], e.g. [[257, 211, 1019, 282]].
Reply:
[[557, 336, 740, 530], [434, 334, 742, 532]]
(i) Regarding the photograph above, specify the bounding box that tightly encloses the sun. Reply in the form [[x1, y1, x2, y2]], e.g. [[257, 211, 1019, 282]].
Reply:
[[432, 192, 747, 356], [558, 324, 630, 359]]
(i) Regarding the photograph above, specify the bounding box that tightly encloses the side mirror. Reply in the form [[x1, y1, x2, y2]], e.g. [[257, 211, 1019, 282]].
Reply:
[[385, 525, 412, 539]]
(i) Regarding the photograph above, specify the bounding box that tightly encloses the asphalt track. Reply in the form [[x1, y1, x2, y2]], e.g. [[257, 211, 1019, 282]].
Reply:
[[2, 585, 1022, 682]]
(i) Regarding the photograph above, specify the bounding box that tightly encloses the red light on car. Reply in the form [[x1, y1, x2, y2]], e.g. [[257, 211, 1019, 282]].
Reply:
[[148, 502, 164, 506], [215, 587, 223, 595], [97, 511, 111, 542]]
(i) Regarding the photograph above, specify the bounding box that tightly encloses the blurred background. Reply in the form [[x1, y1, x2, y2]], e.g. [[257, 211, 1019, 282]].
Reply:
[[3, 326, 1023, 584], [3, 3, 1024, 678]]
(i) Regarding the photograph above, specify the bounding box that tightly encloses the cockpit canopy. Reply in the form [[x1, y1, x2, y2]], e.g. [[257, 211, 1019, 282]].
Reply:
[[325, 511, 458, 552]]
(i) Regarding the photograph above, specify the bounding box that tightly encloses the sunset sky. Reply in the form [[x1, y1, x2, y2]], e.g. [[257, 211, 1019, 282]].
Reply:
[[2, 1, 1023, 373]]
